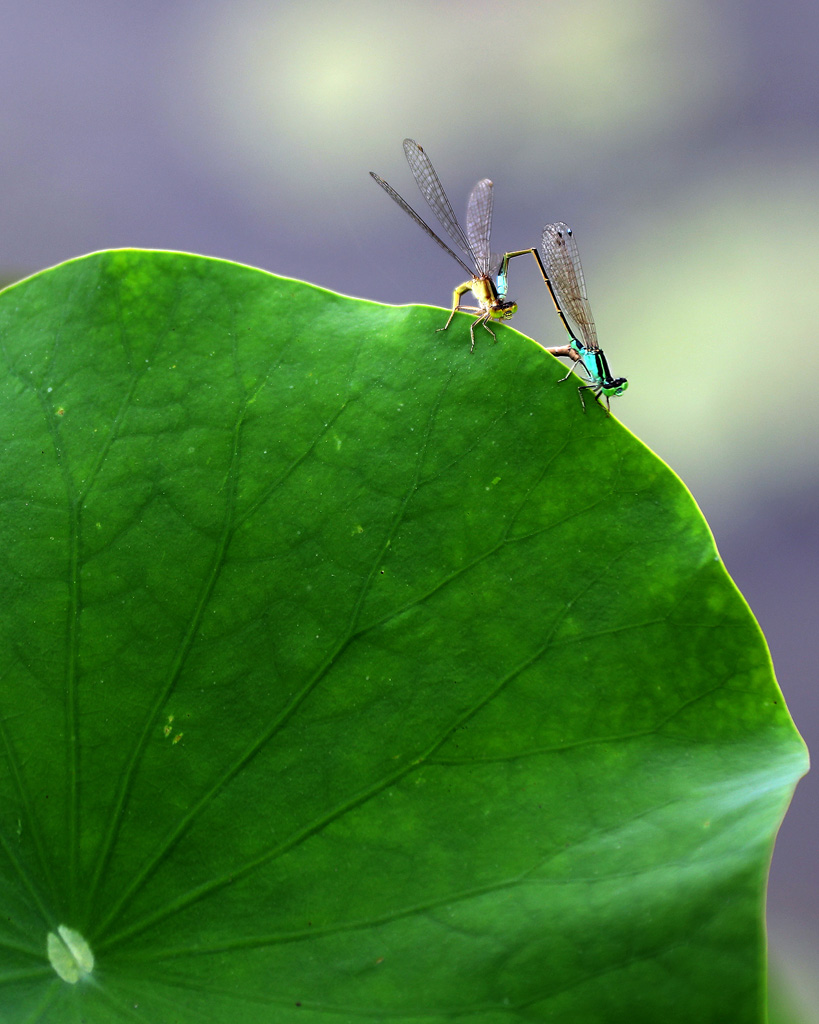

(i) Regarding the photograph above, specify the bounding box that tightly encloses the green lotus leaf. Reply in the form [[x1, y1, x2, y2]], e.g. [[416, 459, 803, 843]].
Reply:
[[0, 251, 806, 1023]]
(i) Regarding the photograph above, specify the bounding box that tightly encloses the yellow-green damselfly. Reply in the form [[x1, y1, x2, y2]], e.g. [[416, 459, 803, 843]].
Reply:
[[371, 139, 535, 352]]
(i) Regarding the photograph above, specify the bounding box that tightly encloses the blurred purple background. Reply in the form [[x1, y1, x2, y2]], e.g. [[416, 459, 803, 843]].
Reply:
[[2, 0, 816, 1010]]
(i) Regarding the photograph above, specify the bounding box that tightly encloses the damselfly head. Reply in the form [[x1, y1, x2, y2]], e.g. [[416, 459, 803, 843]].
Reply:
[[499, 300, 517, 320], [602, 378, 628, 397]]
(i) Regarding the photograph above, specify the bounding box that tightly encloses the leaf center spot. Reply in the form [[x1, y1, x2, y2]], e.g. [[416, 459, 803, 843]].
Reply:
[[46, 925, 95, 984]]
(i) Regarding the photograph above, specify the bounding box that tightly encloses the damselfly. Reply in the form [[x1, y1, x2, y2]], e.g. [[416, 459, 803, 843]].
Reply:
[[536, 222, 628, 412], [371, 139, 535, 352]]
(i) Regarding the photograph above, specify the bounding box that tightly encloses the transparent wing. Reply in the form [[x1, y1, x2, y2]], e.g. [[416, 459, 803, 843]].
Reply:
[[540, 222, 598, 351], [370, 172, 473, 277], [403, 139, 479, 273], [465, 178, 493, 278]]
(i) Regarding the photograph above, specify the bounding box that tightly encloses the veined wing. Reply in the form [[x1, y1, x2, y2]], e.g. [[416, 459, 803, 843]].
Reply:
[[370, 172, 473, 277], [541, 222, 599, 351], [403, 139, 479, 273], [465, 178, 493, 278]]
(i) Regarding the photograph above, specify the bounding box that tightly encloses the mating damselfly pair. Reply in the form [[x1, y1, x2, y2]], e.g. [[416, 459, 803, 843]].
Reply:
[[370, 139, 628, 412]]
